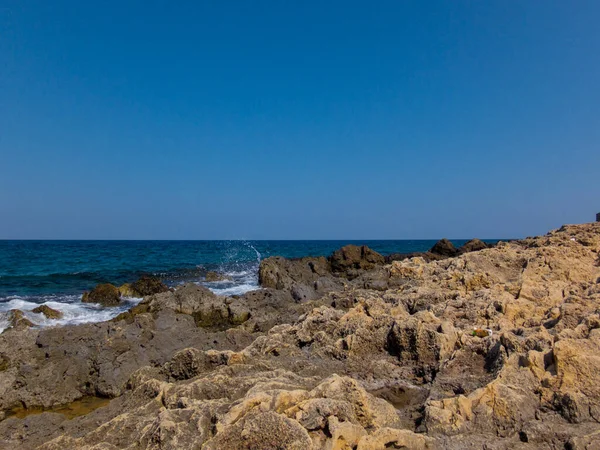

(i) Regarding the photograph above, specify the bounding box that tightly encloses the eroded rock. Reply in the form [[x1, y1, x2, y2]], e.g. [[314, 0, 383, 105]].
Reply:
[[81, 283, 121, 306]]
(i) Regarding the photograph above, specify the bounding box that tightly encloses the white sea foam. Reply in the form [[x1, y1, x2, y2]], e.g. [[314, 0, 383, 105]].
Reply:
[[208, 283, 258, 296], [0, 295, 143, 333], [0, 250, 263, 333]]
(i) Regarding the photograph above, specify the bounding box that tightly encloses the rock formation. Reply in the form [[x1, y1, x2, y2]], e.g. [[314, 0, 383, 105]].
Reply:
[[81, 283, 122, 306], [1, 223, 600, 449], [31, 305, 63, 319]]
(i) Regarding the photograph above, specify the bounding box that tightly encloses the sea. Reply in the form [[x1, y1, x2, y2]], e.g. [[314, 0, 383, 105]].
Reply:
[[0, 239, 496, 332]]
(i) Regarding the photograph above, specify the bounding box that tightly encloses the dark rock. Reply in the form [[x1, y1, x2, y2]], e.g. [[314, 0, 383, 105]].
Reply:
[[429, 239, 458, 257], [458, 239, 488, 254], [329, 245, 385, 275], [130, 275, 169, 296], [32, 305, 63, 320], [81, 283, 121, 307]]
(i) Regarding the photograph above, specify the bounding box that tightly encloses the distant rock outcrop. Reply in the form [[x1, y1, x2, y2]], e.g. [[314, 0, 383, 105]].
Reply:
[[429, 238, 458, 257], [457, 238, 489, 254]]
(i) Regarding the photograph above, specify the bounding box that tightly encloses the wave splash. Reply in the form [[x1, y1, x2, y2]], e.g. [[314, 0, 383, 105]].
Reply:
[[0, 240, 264, 333], [0, 295, 144, 333]]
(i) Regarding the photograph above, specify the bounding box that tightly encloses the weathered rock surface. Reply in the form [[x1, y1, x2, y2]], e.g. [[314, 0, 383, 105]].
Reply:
[[81, 283, 121, 306], [329, 245, 386, 277], [1, 222, 600, 449], [259, 256, 341, 301]]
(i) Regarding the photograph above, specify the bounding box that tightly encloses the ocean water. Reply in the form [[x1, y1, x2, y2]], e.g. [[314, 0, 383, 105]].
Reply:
[[0, 239, 493, 332]]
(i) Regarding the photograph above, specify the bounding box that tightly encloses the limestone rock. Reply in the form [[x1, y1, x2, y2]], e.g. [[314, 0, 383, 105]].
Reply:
[[2, 222, 600, 449]]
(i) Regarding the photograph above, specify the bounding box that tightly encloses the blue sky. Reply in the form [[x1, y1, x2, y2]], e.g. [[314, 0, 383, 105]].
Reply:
[[1, 1, 599, 239]]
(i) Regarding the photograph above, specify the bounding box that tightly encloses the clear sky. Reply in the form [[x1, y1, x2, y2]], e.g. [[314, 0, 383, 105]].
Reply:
[[1, 1, 598, 240]]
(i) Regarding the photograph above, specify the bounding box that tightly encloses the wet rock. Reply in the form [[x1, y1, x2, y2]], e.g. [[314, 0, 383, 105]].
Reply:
[[81, 283, 121, 307], [32, 305, 63, 320], [6, 309, 34, 331], [117, 283, 138, 298]]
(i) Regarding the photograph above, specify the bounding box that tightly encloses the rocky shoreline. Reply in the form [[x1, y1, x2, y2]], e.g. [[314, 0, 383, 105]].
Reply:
[[1, 223, 599, 449]]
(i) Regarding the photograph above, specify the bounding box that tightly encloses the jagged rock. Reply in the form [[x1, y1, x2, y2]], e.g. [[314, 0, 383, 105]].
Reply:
[[258, 256, 343, 304], [81, 283, 121, 306], [32, 305, 63, 320], [430, 238, 458, 257], [386, 312, 457, 380], [203, 410, 313, 450], [329, 245, 385, 276]]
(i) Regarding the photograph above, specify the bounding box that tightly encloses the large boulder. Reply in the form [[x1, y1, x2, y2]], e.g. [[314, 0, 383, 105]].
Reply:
[[81, 283, 121, 307], [329, 245, 385, 276], [429, 238, 458, 257]]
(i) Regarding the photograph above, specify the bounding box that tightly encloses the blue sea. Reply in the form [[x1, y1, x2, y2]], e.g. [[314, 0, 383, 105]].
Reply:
[[0, 239, 492, 331]]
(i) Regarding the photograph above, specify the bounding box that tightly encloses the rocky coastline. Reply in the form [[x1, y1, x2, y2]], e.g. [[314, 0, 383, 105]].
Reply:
[[1, 223, 600, 449]]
